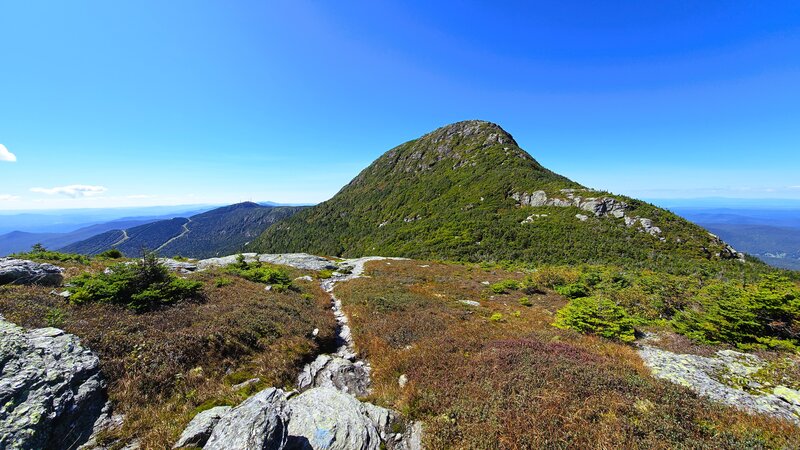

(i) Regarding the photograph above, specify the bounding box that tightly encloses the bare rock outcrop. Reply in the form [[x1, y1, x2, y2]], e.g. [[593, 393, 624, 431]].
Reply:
[[0, 258, 64, 286], [173, 406, 231, 448], [296, 354, 371, 397], [196, 253, 338, 272], [0, 315, 107, 450], [204, 388, 288, 450]]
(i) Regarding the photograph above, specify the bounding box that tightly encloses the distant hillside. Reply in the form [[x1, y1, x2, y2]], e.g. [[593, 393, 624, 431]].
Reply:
[[0, 205, 217, 235], [701, 223, 800, 271], [254, 120, 747, 273], [670, 207, 800, 271], [63, 202, 303, 258], [0, 218, 164, 256]]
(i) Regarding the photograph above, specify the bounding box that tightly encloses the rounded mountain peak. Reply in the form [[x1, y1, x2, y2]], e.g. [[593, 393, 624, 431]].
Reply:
[[420, 120, 519, 149]]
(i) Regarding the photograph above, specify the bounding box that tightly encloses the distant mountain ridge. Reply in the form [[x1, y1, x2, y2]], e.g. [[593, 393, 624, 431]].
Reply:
[[0, 217, 190, 256], [62, 202, 303, 258], [253, 120, 747, 272]]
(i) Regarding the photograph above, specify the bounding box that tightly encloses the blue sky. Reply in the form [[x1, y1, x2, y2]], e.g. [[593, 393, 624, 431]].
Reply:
[[1, 1, 799, 210]]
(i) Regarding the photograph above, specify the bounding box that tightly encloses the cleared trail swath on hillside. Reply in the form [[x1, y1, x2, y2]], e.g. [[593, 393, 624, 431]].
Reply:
[[155, 219, 191, 253], [110, 229, 129, 247]]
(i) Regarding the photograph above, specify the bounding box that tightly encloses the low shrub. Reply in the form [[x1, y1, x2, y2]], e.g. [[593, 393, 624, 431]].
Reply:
[[12, 244, 90, 264], [672, 275, 800, 350], [214, 277, 233, 288], [225, 258, 292, 286], [69, 252, 202, 312], [489, 279, 521, 294], [518, 297, 532, 307], [554, 296, 636, 343], [44, 307, 65, 328], [555, 282, 590, 299], [98, 249, 124, 259], [527, 266, 580, 290]]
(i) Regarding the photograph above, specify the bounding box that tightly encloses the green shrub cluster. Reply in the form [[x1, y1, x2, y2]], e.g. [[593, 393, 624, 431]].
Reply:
[[553, 296, 637, 343], [489, 279, 521, 294], [13, 244, 90, 264], [225, 255, 293, 290], [540, 263, 800, 350], [672, 275, 800, 351], [98, 248, 124, 259], [555, 282, 590, 299], [214, 277, 233, 288], [68, 252, 202, 311]]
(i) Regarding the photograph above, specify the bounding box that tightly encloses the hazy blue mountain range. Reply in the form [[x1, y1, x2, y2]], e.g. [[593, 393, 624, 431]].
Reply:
[[0, 205, 218, 235], [61, 202, 304, 258], [0, 218, 163, 256], [671, 207, 800, 270]]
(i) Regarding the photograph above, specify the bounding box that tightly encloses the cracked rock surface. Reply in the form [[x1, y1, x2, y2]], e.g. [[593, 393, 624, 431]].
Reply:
[[0, 315, 107, 450]]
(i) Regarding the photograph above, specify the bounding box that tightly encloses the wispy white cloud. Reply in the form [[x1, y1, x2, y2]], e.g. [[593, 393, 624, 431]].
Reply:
[[0, 194, 20, 201], [30, 184, 108, 198], [0, 144, 16, 162]]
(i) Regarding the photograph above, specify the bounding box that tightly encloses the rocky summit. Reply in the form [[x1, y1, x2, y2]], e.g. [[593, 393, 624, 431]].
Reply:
[[254, 120, 745, 272]]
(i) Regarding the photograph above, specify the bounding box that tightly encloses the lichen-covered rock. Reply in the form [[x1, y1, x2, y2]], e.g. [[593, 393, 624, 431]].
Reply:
[[639, 345, 800, 424], [0, 258, 64, 286], [204, 387, 288, 450], [159, 258, 198, 274], [285, 387, 383, 450], [297, 354, 371, 396], [173, 406, 231, 449], [0, 315, 106, 449], [196, 253, 337, 271]]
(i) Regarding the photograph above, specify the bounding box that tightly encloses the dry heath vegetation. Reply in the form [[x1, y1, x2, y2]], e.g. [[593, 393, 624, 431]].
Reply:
[[0, 258, 336, 448], [335, 259, 800, 449]]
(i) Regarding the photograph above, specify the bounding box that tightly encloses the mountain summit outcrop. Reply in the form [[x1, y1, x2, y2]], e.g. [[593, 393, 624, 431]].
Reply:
[[254, 120, 743, 271]]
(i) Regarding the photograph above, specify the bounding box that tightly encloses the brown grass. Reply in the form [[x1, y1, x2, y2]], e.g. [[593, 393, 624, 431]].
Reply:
[[0, 263, 336, 448], [335, 259, 800, 449]]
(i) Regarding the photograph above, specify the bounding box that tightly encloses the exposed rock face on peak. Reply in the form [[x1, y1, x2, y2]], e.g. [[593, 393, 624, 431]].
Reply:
[[512, 189, 667, 239], [255, 121, 755, 269], [0, 258, 64, 286], [0, 316, 107, 450], [354, 120, 537, 182]]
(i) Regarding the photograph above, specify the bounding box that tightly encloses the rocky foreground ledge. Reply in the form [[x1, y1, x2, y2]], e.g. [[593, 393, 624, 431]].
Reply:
[[639, 342, 800, 424], [0, 257, 64, 286], [174, 386, 421, 450], [0, 315, 108, 450]]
